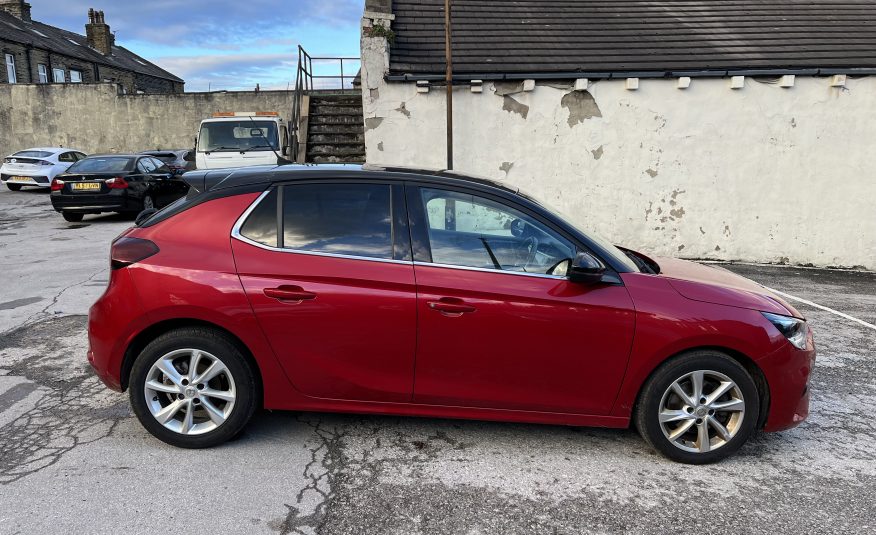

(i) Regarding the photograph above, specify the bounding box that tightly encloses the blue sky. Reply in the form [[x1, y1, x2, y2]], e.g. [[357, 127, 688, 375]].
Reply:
[[31, 0, 364, 91]]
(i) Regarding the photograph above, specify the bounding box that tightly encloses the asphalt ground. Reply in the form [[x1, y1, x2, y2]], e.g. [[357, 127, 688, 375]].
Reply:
[[1, 186, 874, 534]]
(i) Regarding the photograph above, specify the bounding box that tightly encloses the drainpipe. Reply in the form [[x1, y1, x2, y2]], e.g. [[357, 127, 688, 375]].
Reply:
[[25, 45, 33, 83], [444, 0, 453, 170]]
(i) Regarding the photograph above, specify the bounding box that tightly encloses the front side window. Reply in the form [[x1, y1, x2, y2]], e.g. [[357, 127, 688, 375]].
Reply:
[[137, 158, 157, 173], [5, 54, 16, 84], [52, 68, 65, 83], [283, 183, 393, 259], [37, 64, 48, 83], [420, 188, 576, 275], [70, 69, 82, 83]]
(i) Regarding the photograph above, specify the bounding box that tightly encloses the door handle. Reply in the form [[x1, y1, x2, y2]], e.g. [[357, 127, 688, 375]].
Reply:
[[427, 298, 476, 315], [264, 285, 317, 302]]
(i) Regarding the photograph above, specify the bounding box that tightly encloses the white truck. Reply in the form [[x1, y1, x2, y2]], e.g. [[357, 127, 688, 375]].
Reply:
[[195, 111, 290, 169]]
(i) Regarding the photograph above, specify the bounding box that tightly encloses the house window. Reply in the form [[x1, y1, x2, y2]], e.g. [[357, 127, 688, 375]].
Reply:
[[70, 69, 82, 83], [52, 68, 65, 83], [5, 54, 16, 84], [37, 64, 48, 83]]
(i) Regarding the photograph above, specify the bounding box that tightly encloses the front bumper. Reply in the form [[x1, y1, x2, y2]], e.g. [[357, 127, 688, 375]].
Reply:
[[761, 331, 816, 432]]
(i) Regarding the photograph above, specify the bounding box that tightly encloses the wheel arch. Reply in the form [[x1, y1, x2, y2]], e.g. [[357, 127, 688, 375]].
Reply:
[[631, 345, 771, 430], [120, 318, 264, 406]]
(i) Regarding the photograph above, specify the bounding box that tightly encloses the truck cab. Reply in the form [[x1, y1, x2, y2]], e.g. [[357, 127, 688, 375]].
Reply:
[[195, 112, 289, 170]]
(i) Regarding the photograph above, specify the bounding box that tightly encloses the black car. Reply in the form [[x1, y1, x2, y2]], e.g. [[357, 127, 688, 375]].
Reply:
[[139, 150, 196, 175], [50, 154, 189, 222]]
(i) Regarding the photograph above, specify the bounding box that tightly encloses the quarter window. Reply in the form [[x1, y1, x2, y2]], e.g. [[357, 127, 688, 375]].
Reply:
[[282, 183, 393, 259], [239, 189, 279, 247], [420, 188, 576, 275], [5, 54, 16, 84]]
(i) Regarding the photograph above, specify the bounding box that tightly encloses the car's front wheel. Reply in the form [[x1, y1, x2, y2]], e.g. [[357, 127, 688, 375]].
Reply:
[[129, 327, 258, 448], [62, 212, 84, 222], [635, 350, 760, 464], [6, 183, 22, 191]]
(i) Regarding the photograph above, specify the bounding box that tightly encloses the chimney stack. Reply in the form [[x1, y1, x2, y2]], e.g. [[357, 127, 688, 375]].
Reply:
[[86, 8, 115, 55], [0, 0, 32, 22]]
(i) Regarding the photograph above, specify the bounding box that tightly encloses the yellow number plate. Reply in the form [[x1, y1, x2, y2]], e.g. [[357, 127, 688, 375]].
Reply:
[[10, 176, 32, 183], [71, 182, 101, 191]]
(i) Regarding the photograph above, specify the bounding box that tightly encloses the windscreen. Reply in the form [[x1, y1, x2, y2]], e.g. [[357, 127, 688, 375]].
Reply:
[[13, 150, 53, 158], [67, 157, 133, 173], [197, 121, 279, 152]]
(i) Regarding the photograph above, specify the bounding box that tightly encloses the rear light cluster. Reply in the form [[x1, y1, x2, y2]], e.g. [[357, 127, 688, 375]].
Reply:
[[105, 176, 129, 189], [111, 237, 159, 270], [50, 178, 64, 191], [39, 160, 53, 166]]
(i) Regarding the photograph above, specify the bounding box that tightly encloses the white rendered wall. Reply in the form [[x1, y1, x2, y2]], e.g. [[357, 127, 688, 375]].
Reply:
[[360, 34, 876, 269]]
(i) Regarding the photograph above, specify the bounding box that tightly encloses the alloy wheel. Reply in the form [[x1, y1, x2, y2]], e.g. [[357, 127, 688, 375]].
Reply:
[[144, 348, 236, 435], [658, 370, 746, 453]]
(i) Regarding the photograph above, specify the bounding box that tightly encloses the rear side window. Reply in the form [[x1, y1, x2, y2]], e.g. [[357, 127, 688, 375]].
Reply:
[[239, 189, 278, 247], [282, 183, 392, 259]]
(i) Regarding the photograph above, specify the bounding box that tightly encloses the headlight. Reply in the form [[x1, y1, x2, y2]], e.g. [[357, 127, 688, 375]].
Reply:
[[762, 312, 809, 350]]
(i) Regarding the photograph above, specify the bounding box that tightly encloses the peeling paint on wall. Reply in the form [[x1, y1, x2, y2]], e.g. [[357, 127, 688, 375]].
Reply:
[[365, 117, 384, 130], [591, 145, 604, 160], [561, 91, 602, 127], [500, 161, 514, 175], [395, 102, 411, 118], [502, 95, 529, 119], [377, 141, 384, 151], [494, 81, 524, 96], [645, 168, 658, 178]]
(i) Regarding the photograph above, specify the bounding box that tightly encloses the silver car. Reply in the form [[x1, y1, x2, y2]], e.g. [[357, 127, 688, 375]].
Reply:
[[1, 147, 88, 191]]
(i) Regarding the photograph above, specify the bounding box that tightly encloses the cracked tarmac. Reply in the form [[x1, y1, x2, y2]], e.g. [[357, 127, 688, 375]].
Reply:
[[1, 188, 874, 534]]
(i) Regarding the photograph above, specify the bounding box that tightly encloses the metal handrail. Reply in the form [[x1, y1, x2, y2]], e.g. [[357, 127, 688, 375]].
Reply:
[[291, 45, 360, 162]]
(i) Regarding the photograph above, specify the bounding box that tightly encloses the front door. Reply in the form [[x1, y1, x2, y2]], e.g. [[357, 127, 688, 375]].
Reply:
[[232, 182, 417, 402], [409, 186, 636, 414]]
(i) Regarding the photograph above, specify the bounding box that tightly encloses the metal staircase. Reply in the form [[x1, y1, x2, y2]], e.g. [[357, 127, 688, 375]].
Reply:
[[292, 47, 364, 164]]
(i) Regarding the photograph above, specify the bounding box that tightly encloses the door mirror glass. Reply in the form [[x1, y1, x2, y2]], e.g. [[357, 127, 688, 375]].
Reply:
[[568, 251, 605, 284]]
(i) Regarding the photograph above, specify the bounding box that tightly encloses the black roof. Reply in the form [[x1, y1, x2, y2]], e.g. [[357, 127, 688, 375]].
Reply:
[[0, 11, 182, 83], [183, 163, 521, 196], [388, 0, 876, 80]]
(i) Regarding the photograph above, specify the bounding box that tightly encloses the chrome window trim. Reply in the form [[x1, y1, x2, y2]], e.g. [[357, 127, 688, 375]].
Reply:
[[413, 261, 567, 280], [231, 189, 570, 279], [230, 189, 412, 266]]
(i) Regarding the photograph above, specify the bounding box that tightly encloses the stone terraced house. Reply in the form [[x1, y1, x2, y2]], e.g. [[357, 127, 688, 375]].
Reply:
[[0, 0, 183, 93]]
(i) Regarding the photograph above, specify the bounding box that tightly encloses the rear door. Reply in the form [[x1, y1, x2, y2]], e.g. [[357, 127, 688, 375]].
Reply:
[[232, 181, 417, 402], [408, 185, 637, 415]]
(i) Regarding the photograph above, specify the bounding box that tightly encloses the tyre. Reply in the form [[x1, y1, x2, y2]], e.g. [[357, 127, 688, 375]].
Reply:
[[129, 327, 258, 448], [62, 212, 84, 222], [634, 350, 760, 464], [6, 183, 22, 191]]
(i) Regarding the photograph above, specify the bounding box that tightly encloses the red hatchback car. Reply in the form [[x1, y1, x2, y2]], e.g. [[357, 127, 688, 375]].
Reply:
[[88, 165, 815, 464]]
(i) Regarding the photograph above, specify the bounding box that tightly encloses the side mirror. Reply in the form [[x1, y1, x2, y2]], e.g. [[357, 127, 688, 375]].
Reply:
[[568, 251, 606, 284]]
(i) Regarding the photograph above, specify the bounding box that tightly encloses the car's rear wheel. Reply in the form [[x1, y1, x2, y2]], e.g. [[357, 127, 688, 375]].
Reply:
[[129, 327, 258, 448], [635, 350, 759, 464], [62, 212, 84, 222], [6, 183, 22, 191]]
